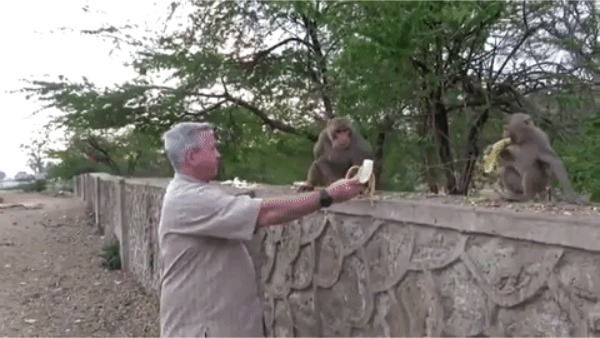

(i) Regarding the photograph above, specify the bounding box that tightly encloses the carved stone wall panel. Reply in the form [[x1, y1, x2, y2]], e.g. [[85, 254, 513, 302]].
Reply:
[[264, 246, 292, 298], [280, 221, 302, 266], [146, 186, 164, 291], [257, 230, 277, 284], [434, 261, 489, 336], [396, 271, 435, 337], [408, 225, 467, 271], [125, 184, 147, 289], [97, 180, 117, 238], [495, 290, 574, 336], [272, 299, 294, 337], [287, 289, 317, 337], [124, 184, 163, 293], [546, 275, 586, 336], [350, 290, 410, 337], [556, 250, 600, 308], [299, 213, 327, 244], [289, 242, 314, 290], [314, 220, 344, 288], [316, 250, 373, 335], [362, 221, 412, 292], [463, 236, 563, 308], [97, 180, 108, 232], [327, 213, 382, 256], [263, 295, 276, 336]]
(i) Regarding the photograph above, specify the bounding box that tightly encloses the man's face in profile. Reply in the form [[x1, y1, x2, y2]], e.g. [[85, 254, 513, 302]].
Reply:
[[185, 130, 221, 181]]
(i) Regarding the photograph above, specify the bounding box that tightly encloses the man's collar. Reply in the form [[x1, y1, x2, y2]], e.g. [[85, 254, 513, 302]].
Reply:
[[174, 172, 205, 184]]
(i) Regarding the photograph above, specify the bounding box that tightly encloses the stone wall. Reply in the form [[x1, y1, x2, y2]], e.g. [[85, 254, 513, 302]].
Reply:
[[74, 173, 600, 337]]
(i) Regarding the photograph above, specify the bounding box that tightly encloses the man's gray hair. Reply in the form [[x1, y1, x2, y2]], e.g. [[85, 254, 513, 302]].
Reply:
[[162, 122, 214, 170]]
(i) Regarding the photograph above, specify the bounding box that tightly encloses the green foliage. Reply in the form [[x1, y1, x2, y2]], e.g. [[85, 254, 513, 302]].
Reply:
[[44, 126, 173, 180], [45, 151, 99, 180], [555, 115, 600, 202], [4, 180, 47, 192], [21, 180, 47, 193], [100, 240, 121, 271], [18, 0, 600, 198]]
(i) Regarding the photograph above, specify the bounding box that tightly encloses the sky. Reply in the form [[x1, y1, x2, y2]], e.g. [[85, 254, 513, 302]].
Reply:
[[0, 0, 179, 178]]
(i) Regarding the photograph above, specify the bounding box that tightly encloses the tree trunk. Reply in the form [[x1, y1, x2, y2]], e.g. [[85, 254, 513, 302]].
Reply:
[[431, 93, 457, 194], [373, 129, 386, 190], [456, 109, 490, 194], [417, 112, 441, 193]]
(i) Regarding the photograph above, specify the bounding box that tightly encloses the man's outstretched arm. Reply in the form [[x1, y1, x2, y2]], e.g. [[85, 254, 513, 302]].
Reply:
[[256, 178, 363, 227]]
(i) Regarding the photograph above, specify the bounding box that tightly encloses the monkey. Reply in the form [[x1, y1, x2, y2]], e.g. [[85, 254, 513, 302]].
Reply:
[[495, 145, 552, 201], [297, 117, 374, 192], [495, 124, 552, 201], [498, 113, 584, 204]]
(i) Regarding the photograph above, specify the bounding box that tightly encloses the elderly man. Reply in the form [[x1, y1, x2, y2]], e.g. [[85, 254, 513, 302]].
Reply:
[[158, 122, 365, 337]]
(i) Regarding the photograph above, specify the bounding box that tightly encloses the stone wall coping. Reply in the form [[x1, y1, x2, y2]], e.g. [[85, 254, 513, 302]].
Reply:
[[328, 198, 600, 252], [85, 173, 600, 252]]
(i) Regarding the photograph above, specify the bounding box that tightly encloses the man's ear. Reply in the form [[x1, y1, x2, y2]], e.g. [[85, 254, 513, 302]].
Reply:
[[183, 148, 195, 164]]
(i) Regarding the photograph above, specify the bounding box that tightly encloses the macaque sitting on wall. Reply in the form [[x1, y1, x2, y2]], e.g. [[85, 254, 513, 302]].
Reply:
[[496, 113, 584, 204], [297, 117, 374, 192], [495, 145, 552, 201]]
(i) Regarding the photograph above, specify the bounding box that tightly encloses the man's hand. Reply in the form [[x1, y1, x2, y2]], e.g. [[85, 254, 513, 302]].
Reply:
[[326, 178, 365, 204]]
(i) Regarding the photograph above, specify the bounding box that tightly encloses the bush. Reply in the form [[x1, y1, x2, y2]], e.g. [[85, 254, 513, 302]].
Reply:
[[100, 241, 121, 271], [18, 180, 47, 192]]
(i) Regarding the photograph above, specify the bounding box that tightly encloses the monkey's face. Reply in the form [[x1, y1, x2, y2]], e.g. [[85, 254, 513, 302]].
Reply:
[[503, 125, 521, 144], [330, 127, 352, 150], [504, 115, 533, 144], [327, 118, 353, 150]]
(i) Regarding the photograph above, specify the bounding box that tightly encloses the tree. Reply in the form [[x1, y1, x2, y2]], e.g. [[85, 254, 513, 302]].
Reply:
[[44, 126, 174, 180], [20, 129, 50, 175], [18, 0, 599, 198]]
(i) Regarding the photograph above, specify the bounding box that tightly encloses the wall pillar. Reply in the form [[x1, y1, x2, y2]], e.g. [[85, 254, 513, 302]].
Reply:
[[94, 176, 101, 233], [73, 176, 78, 197], [117, 179, 130, 271]]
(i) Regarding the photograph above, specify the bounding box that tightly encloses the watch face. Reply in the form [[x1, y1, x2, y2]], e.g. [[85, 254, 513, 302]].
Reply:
[[319, 189, 332, 207]]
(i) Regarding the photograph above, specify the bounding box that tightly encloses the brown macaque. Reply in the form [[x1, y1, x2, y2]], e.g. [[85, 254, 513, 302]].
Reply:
[[495, 145, 552, 201], [497, 113, 584, 204], [298, 117, 374, 192]]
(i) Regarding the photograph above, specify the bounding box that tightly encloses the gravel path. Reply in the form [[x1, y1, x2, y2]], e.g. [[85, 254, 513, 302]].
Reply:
[[0, 192, 159, 337]]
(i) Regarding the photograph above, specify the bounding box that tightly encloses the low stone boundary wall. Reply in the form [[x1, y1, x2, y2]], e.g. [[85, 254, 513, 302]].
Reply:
[[74, 173, 600, 337]]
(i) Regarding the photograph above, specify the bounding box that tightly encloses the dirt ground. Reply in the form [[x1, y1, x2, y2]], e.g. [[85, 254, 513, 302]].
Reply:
[[0, 192, 159, 337]]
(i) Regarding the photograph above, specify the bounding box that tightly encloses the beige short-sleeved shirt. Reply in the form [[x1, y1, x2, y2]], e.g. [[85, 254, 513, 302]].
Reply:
[[158, 173, 264, 337]]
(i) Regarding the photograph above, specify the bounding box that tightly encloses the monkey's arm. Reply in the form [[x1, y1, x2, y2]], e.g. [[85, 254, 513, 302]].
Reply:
[[313, 160, 338, 186], [312, 136, 336, 183], [312, 131, 328, 158], [351, 139, 375, 165], [538, 152, 579, 202]]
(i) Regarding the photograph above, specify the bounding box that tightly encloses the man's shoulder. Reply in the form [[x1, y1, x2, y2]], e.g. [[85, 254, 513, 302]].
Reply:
[[163, 179, 236, 210], [166, 177, 225, 196]]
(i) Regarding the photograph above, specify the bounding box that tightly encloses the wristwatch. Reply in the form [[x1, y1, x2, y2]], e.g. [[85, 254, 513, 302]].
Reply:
[[319, 189, 333, 208]]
